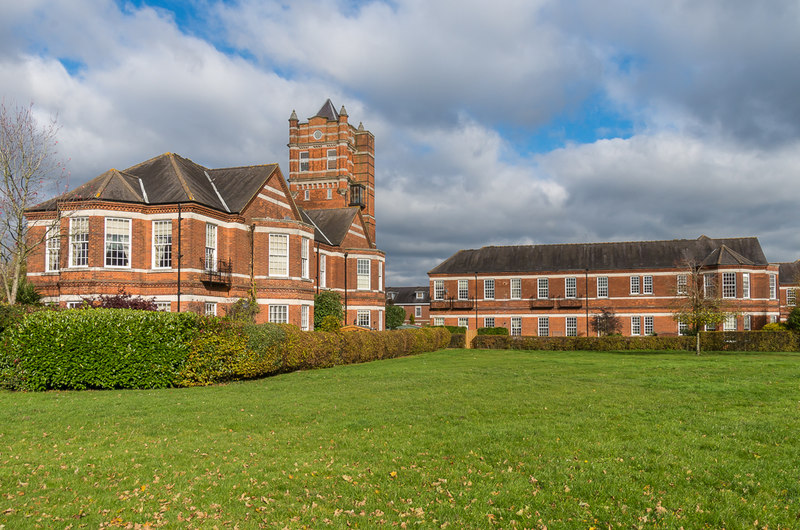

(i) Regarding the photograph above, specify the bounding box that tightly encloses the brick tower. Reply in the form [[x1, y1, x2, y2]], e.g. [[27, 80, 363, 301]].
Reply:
[[288, 99, 376, 244]]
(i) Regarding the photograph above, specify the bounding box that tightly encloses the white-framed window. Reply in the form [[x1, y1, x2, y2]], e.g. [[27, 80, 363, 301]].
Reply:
[[205, 302, 217, 316], [678, 321, 688, 335], [565, 277, 577, 298], [743, 314, 751, 330], [538, 278, 549, 299], [511, 317, 522, 336], [155, 301, 171, 312], [378, 262, 383, 292], [69, 217, 89, 268], [458, 279, 469, 300], [327, 189, 332, 200], [643, 275, 653, 295], [788, 288, 797, 306], [327, 149, 337, 170], [301, 237, 309, 279], [630, 276, 640, 295], [269, 234, 288, 277], [631, 316, 641, 336], [597, 276, 608, 298], [538, 317, 549, 337], [722, 272, 736, 299], [458, 317, 469, 328], [434, 280, 445, 300], [66, 301, 83, 309], [304, 189, 310, 201], [378, 310, 384, 331], [769, 315, 778, 324], [704, 274, 715, 297], [433, 317, 444, 326], [415, 306, 422, 318], [644, 316, 654, 335], [484, 279, 495, 299], [566, 316, 577, 337], [415, 290, 425, 300], [105, 218, 131, 268], [319, 254, 327, 288], [769, 274, 777, 299], [205, 223, 217, 271], [484, 317, 495, 328], [677, 274, 688, 295], [152, 220, 172, 269], [723, 314, 736, 331], [358, 310, 371, 328], [510, 278, 521, 299], [301, 305, 310, 331], [269, 305, 288, 324], [299, 151, 309, 171], [357, 259, 370, 290], [45, 222, 60, 272], [742, 273, 750, 299]]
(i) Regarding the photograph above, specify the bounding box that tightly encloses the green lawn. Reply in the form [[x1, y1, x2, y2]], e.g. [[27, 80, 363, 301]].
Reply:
[[1, 349, 799, 528]]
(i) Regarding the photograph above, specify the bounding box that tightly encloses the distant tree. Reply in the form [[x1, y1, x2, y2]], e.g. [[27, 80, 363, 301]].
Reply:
[[385, 301, 405, 330], [0, 102, 66, 304], [314, 290, 343, 329], [672, 258, 731, 355], [591, 308, 622, 336]]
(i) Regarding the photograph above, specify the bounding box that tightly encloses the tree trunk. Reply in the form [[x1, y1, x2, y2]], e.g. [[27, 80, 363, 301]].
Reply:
[[695, 332, 701, 355]]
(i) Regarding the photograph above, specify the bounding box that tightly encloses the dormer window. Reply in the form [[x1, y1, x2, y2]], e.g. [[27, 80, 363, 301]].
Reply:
[[416, 291, 425, 299]]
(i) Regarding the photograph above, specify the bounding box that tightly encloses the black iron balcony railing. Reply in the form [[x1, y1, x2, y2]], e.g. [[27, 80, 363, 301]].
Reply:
[[201, 258, 232, 286]]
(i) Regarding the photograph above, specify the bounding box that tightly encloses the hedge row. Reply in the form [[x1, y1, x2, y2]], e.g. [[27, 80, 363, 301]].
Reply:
[[472, 331, 799, 352], [180, 323, 450, 386], [0, 309, 451, 391]]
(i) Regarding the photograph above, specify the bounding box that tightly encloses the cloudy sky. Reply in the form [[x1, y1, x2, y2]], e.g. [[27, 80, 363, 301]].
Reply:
[[2, 0, 799, 285]]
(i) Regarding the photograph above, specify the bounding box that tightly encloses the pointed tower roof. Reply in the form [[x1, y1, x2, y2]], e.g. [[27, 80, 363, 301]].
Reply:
[[313, 99, 339, 121]]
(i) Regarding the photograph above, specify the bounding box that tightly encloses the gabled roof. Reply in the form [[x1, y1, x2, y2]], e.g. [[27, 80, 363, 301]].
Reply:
[[777, 260, 800, 285], [29, 153, 280, 215], [312, 99, 339, 121], [387, 286, 430, 304], [299, 207, 360, 246], [428, 236, 769, 275]]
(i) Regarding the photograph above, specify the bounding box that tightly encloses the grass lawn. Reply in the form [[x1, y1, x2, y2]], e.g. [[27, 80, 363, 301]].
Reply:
[[1, 349, 800, 528]]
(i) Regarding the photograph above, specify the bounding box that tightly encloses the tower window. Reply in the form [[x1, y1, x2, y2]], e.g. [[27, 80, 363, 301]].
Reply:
[[313, 130, 322, 140], [327, 149, 337, 170], [299, 151, 309, 171]]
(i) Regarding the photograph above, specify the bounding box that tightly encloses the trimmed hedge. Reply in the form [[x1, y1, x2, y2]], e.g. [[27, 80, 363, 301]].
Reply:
[[449, 333, 466, 348], [478, 326, 509, 336], [2, 309, 199, 390], [474, 335, 694, 351], [473, 331, 800, 352], [2, 309, 451, 390]]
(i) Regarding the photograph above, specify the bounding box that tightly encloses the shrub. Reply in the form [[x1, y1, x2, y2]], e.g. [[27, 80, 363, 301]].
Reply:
[[2, 309, 200, 390], [478, 327, 508, 336], [317, 314, 342, 332], [449, 334, 466, 348], [14, 281, 42, 305], [762, 322, 788, 331], [83, 291, 158, 311], [785, 307, 800, 331], [385, 303, 405, 330], [225, 297, 259, 323], [314, 291, 343, 329], [438, 325, 466, 334]]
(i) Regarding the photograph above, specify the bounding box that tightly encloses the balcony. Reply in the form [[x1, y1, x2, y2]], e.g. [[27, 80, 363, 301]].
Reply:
[[530, 298, 555, 309], [557, 298, 582, 309], [201, 258, 232, 286], [430, 298, 474, 311]]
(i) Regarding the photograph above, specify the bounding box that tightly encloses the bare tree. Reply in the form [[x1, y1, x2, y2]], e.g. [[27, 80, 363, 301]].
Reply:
[[672, 258, 731, 355], [591, 307, 622, 336], [0, 102, 66, 304]]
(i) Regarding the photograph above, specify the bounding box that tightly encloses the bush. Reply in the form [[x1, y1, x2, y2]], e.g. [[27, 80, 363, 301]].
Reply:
[[225, 297, 259, 323], [83, 291, 158, 311], [385, 303, 405, 330], [314, 291, 343, 329], [14, 281, 42, 305], [2, 309, 200, 390], [698, 331, 798, 352], [438, 325, 466, 334], [785, 307, 800, 331], [317, 314, 342, 332], [478, 327, 509, 336], [762, 322, 788, 331]]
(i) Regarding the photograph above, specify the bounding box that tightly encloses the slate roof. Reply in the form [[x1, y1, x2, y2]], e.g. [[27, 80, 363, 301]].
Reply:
[[299, 207, 360, 246], [313, 99, 339, 121], [777, 261, 800, 284], [386, 286, 430, 305], [428, 236, 769, 275], [29, 153, 279, 214]]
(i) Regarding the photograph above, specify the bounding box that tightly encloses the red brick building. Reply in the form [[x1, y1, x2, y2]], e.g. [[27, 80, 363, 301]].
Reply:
[[25, 101, 386, 328], [428, 236, 782, 336], [386, 286, 430, 326], [777, 260, 799, 320]]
